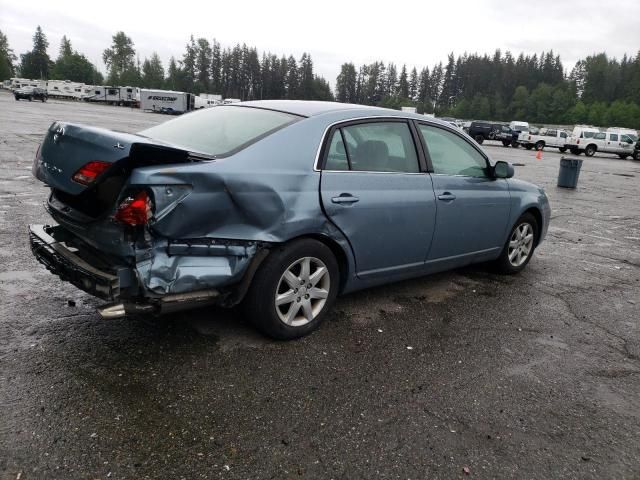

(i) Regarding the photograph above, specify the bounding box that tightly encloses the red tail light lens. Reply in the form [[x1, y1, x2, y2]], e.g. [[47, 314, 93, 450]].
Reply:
[[577, 139, 580, 144], [115, 191, 153, 226], [72, 161, 111, 185]]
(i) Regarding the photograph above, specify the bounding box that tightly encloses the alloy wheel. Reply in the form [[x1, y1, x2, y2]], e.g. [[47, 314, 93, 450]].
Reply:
[[275, 256, 330, 327], [508, 223, 534, 267]]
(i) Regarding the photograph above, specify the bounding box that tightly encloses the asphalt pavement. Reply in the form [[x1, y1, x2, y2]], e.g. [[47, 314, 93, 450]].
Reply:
[[1, 91, 639, 479]]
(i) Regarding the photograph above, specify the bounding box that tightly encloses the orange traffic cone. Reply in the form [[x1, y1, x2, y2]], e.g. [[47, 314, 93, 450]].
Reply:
[[535, 150, 543, 160]]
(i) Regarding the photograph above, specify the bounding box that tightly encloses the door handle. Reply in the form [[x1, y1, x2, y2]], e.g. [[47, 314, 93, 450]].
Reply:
[[331, 194, 359, 204], [437, 192, 456, 201]]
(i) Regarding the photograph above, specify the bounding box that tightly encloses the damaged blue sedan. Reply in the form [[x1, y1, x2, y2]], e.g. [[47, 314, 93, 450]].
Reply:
[[29, 100, 550, 339]]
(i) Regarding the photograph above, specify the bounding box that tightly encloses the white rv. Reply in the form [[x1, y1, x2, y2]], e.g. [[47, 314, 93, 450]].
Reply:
[[46, 80, 85, 100], [140, 89, 193, 114], [8, 78, 45, 91]]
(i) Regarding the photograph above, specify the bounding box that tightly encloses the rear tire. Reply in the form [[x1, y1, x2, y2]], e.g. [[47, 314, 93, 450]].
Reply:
[[511, 140, 520, 148], [559, 147, 567, 153], [618, 154, 629, 159], [502, 140, 510, 147], [535, 141, 545, 151], [242, 239, 339, 340], [474, 135, 484, 145], [584, 145, 596, 157], [570, 148, 581, 155], [525, 144, 533, 150], [494, 213, 538, 274]]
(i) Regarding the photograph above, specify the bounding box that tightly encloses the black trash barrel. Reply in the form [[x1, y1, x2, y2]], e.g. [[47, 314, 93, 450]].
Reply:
[[557, 157, 583, 188]]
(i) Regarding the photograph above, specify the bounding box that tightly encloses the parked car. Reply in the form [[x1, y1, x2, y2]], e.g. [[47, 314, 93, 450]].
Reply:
[[29, 101, 551, 339], [15, 86, 48, 102], [519, 128, 569, 152], [569, 129, 637, 158]]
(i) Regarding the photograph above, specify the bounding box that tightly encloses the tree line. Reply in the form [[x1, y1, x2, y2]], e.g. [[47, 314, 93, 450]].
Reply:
[[1, 26, 639, 128]]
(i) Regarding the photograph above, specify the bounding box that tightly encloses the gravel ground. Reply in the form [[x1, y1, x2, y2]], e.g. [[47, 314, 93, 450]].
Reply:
[[1, 91, 639, 480]]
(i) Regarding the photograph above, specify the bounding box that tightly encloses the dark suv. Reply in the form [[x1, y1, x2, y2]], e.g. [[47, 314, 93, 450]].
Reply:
[[14, 87, 48, 102]]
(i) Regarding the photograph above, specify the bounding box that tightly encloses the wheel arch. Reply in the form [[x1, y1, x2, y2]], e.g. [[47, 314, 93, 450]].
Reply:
[[287, 233, 351, 293], [522, 206, 543, 246]]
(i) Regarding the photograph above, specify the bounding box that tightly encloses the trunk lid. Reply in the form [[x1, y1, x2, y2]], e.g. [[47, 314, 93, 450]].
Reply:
[[34, 122, 161, 195]]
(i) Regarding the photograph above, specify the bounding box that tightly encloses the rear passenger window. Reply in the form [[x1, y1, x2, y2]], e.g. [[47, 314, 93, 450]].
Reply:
[[609, 133, 618, 141], [561, 131, 567, 138], [324, 122, 419, 173], [325, 131, 349, 171], [594, 133, 606, 140], [547, 129, 557, 137], [419, 125, 489, 177]]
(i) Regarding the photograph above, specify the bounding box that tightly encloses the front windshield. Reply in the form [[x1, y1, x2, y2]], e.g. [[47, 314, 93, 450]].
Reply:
[[141, 105, 301, 157]]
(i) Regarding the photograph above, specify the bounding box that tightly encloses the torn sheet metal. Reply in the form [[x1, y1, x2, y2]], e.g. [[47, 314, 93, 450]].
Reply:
[[136, 239, 258, 294]]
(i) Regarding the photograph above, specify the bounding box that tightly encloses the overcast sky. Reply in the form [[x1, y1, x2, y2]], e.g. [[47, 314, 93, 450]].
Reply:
[[1, 0, 639, 87]]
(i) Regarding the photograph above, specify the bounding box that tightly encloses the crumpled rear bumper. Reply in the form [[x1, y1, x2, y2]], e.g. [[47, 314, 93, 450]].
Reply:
[[29, 224, 121, 300]]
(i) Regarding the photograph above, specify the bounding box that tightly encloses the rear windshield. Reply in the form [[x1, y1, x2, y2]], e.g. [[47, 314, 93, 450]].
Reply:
[[140, 105, 301, 157]]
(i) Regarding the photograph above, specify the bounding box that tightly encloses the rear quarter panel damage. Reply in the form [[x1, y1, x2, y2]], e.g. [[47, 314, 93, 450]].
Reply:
[[127, 116, 356, 295]]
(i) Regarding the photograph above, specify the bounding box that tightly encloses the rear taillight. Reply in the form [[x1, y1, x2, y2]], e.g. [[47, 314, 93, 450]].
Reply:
[[115, 191, 153, 226], [72, 161, 111, 185], [528, 135, 531, 140], [577, 139, 580, 144]]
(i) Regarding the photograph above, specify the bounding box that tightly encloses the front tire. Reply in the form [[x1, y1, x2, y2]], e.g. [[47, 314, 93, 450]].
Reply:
[[511, 140, 520, 148], [559, 147, 567, 153], [242, 239, 339, 340], [494, 213, 538, 274], [502, 140, 510, 147], [535, 141, 545, 151]]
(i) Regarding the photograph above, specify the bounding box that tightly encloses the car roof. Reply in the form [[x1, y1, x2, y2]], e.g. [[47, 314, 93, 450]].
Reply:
[[233, 100, 453, 127]]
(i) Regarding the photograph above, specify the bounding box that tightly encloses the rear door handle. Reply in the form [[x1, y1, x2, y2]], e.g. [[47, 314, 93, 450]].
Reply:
[[437, 192, 456, 201], [331, 194, 359, 204]]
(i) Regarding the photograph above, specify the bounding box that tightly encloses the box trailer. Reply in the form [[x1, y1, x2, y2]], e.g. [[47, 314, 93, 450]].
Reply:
[[140, 89, 193, 114]]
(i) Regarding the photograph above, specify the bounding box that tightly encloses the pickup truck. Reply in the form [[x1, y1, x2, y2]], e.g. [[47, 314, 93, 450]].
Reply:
[[579, 131, 638, 158], [519, 128, 569, 152]]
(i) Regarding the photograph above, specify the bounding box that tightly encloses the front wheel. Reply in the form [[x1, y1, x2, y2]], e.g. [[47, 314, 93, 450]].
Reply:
[[525, 144, 533, 150], [242, 239, 339, 340], [511, 140, 520, 148], [559, 147, 567, 153], [494, 213, 538, 274], [474, 135, 484, 145], [535, 141, 545, 151], [502, 140, 510, 147]]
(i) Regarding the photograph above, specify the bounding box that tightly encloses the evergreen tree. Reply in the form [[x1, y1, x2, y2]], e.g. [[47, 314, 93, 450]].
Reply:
[[20, 26, 51, 79], [51, 36, 102, 84], [398, 64, 409, 99], [0, 29, 17, 79], [336, 63, 357, 103], [141, 53, 165, 88], [102, 31, 136, 85]]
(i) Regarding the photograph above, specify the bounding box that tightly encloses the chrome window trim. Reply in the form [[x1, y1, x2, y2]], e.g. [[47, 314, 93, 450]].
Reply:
[[313, 115, 465, 173]]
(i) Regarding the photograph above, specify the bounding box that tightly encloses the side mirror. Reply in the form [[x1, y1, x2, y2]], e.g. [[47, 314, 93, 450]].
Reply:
[[494, 161, 514, 179]]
